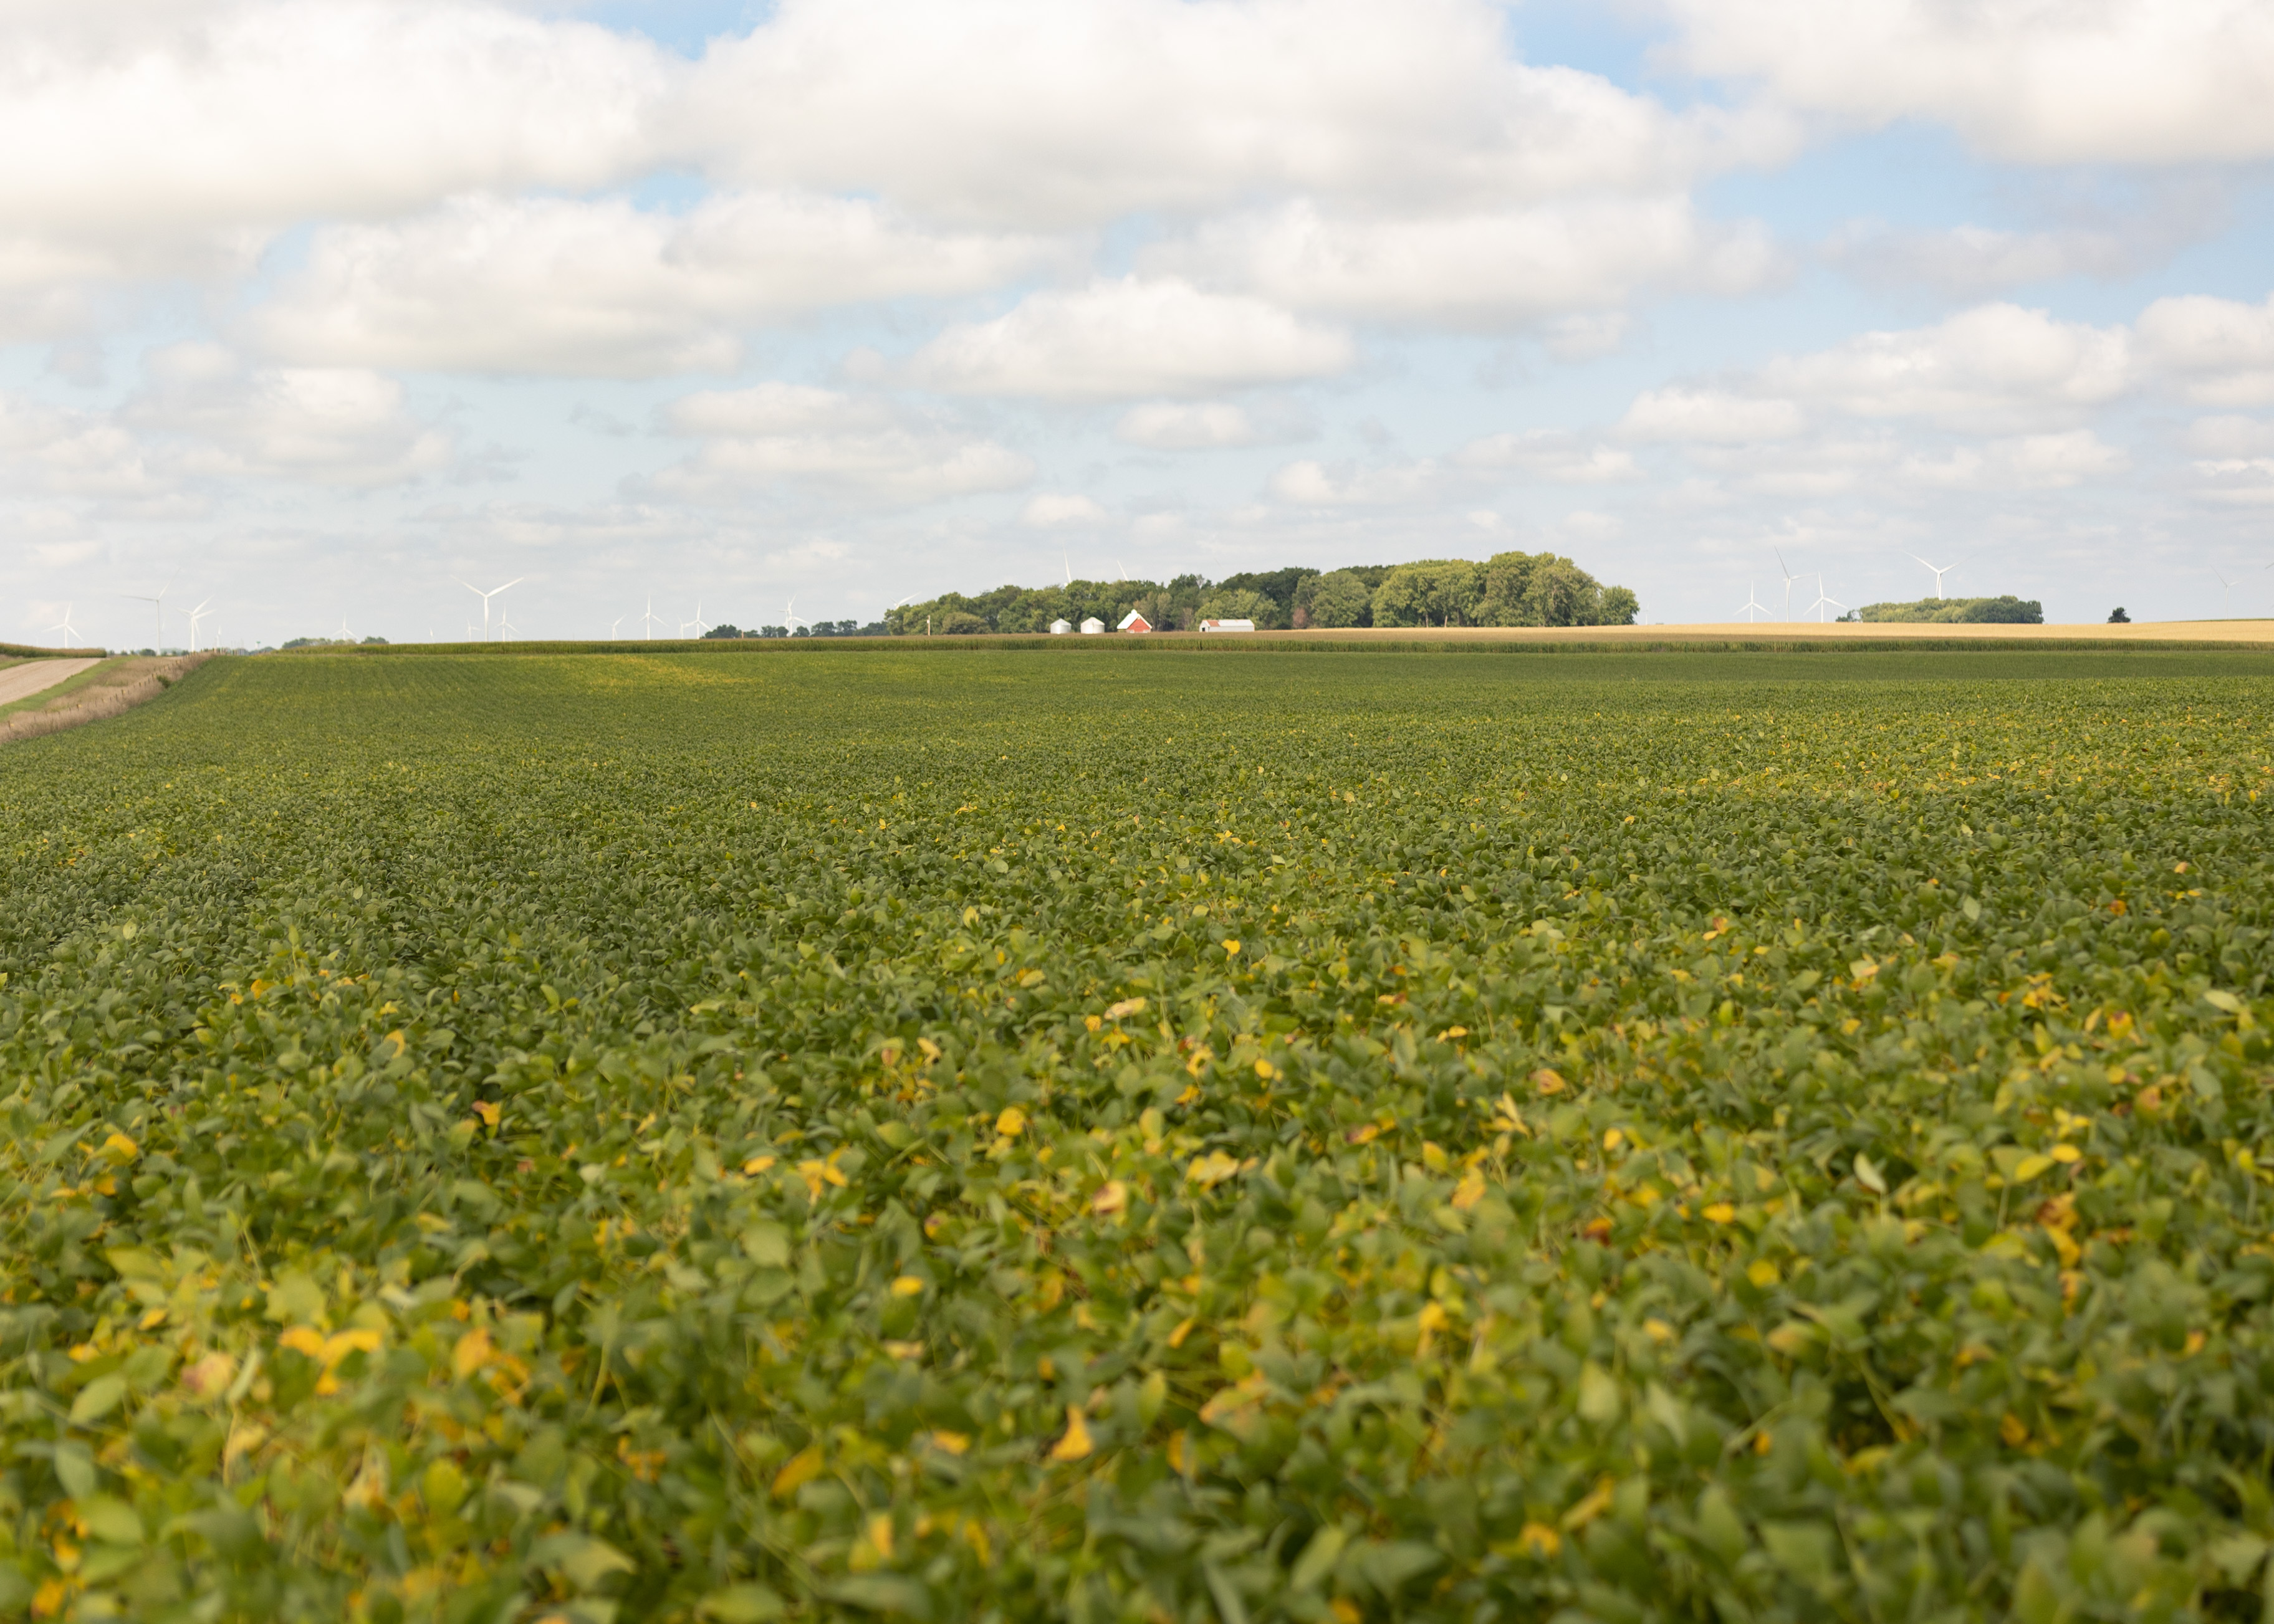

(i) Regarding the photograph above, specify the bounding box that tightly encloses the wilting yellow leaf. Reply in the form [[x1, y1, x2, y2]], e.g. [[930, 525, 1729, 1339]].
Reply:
[[1091, 1180, 1128, 1215], [927, 1431, 970, 1454], [1533, 1069, 1567, 1096], [1518, 1522, 1561, 1558], [743, 1155, 776, 1174], [2049, 1143, 2081, 1163], [1702, 1203, 1737, 1225], [1450, 1168, 1487, 1211], [995, 1106, 1027, 1139], [1103, 997, 1147, 1021], [1047, 1406, 1094, 1463], [98, 1132, 140, 1165], [451, 1327, 493, 1381], [890, 1276, 926, 1297], [772, 1445, 825, 1497]]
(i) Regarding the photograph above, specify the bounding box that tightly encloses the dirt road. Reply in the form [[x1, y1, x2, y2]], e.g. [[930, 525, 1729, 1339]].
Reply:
[[0, 658, 102, 706]]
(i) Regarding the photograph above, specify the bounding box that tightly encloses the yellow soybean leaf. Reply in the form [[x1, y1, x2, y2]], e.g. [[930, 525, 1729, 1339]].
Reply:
[[450, 1327, 493, 1380], [2013, 1155, 2054, 1183], [995, 1106, 1027, 1139], [890, 1276, 926, 1297], [772, 1445, 825, 1497], [1048, 1406, 1094, 1463], [2049, 1144, 2081, 1163], [1702, 1203, 1737, 1225]]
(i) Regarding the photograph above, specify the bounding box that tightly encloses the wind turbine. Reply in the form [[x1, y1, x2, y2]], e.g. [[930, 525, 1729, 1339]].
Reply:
[[2215, 567, 2242, 616], [1807, 575, 1847, 623], [785, 597, 809, 634], [1773, 549, 1801, 622], [337, 614, 354, 643], [1736, 583, 1768, 623], [1906, 553, 1957, 598], [1063, 550, 1073, 588], [452, 576, 522, 641], [640, 596, 664, 641], [180, 597, 213, 652], [47, 604, 79, 648], [683, 598, 709, 639], [498, 613, 518, 641], [610, 615, 625, 640], [122, 576, 175, 647]]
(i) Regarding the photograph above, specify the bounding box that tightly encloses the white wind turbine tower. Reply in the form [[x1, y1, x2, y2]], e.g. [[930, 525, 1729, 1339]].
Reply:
[[452, 576, 522, 641], [180, 597, 213, 652], [498, 611, 519, 641], [610, 615, 625, 640], [784, 597, 809, 634], [2214, 567, 2242, 616], [681, 598, 709, 639], [1907, 553, 1957, 598], [640, 596, 664, 641], [337, 614, 354, 642], [122, 576, 174, 647], [47, 604, 80, 648], [1773, 548, 1801, 622], [1807, 575, 1847, 623], [1736, 583, 1769, 623]]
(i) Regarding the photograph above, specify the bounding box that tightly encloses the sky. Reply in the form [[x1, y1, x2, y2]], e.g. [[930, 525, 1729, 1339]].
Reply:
[[6, 0, 2274, 648]]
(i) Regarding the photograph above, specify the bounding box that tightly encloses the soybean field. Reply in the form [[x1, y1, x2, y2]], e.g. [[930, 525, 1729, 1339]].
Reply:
[[3, 644, 2274, 1624]]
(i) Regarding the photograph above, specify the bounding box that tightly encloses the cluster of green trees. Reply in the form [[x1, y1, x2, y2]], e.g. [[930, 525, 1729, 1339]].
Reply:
[[886, 552, 1638, 636], [1854, 596, 2044, 624]]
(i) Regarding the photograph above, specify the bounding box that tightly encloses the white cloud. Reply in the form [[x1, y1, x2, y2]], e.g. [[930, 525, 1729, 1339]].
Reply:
[[2182, 415, 2274, 457], [0, 2, 669, 236], [1619, 389, 1805, 444], [245, 192, 1065, 377], [1454, 430, 1641, 481], [1117, 403, 1263, 451], [653, 382, 1032, 505], [1756, 303, 2131, 430], [1268, 457, 1446, 507], [0, 396, 173, 504], [2189, 459, 2274, 506], [684, 0, 1787, 229], [127, 343, 453, 487], [1663, 0, 2274, 165], [1147, 198, 1778, 329], [908, 278, 1353, 401], [1020, 494, 1107, 527], [1897, 430, 2129, 490], [2136, 293, 2274, 406]]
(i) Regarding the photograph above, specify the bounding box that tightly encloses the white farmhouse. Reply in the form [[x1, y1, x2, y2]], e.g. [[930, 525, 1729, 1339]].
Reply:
[[1199, 618, 1256, 633]]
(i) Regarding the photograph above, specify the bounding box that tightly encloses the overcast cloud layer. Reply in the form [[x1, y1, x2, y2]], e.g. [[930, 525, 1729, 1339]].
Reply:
[[6, 0, 2273, 645]]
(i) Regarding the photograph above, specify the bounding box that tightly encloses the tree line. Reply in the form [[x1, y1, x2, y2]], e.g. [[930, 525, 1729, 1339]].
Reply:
[[880, 552, 1639, 636]]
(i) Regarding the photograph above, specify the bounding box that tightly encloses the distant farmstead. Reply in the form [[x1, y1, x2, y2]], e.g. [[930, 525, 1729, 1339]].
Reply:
[[1199, 618, 1255, 633], [1117, 611, 1153, 633], [1079, 617, 1105, 635]]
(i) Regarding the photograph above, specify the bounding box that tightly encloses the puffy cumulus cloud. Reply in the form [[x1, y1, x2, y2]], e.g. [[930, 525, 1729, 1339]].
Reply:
[[126, 343, 453, 487], [0, 1, 669, 240], [0, 395, 174, 504], [1755, 304, 2132, 431], [1662, 0, 2274, 165], [683, 0, 1785, 229], [244, 192, 1067, 377], [1619, 389, 1806, 444], [1452, 431, 1641, 482], [1896, 430, 2130, 490], [1020, 494, 1108, 528], [1148, 198, 1780, 329], [1114, 400, 1316, 451], [1267, 457, 1447, 507], [2135, 293, 2274, 406], [908, 279, 1353, 401], [2182, 416, 2274, 457], [651, 382, 1032, 505], [2188, 459, 2274, 506]]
